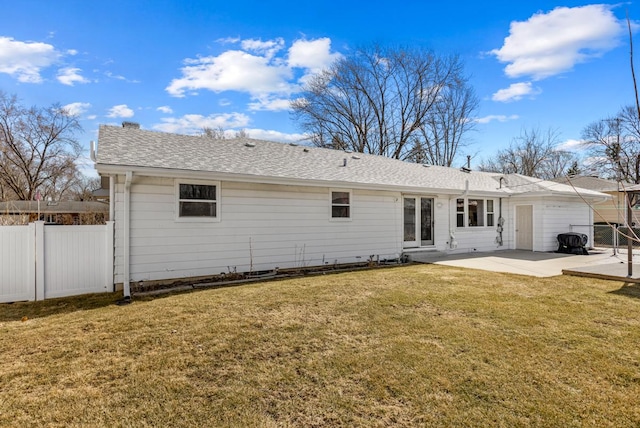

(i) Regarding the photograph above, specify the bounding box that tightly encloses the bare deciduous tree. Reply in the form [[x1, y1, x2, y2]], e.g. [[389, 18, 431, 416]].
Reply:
[[291, 44, 478, 163], [202, 127, 249, 140], [582, 106, 640, 183], [202, 126, 227, 140], [234, 128, 249, 139], [478, 127, 575, 179], [0, 92, 82, 201], [409, 76, 478, 166], [68, 176, 102, 201]]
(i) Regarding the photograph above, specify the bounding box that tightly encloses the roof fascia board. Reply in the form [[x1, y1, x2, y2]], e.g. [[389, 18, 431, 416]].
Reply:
[[510, 191, 611, 200]]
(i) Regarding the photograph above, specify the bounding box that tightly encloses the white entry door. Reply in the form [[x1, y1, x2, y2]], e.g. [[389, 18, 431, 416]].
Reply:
[[403, 197, 434, 248], [515, 205, 533, 250]]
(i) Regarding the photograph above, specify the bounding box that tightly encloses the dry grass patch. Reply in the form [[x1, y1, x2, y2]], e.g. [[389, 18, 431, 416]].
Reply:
[[1, 265, 640, 427]]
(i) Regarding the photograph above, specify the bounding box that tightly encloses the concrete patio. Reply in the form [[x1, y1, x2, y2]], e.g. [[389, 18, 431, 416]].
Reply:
[[408, 249, 640, 282]]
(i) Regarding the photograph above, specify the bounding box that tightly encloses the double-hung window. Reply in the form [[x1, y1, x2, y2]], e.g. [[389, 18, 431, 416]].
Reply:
[[486, 200, 495, 227], [176, 181, 219, 220], [457, 198, 495, 227], [330, 189, 351, 220], [456, 199, 465, 227]]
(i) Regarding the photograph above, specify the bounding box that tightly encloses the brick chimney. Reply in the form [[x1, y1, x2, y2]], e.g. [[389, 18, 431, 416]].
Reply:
[[122, 121, 140, 129]]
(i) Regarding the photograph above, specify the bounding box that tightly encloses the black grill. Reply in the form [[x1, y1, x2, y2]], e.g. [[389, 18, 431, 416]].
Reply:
[[556, 232, 589, 255]]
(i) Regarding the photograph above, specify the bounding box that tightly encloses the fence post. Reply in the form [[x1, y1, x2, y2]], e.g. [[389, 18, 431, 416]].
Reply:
[[105, 221, 115, 292], [25, 223, 37, 301], [34, 221, 45, 301]]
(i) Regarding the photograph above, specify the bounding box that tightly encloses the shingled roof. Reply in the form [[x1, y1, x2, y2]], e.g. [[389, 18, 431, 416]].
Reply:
[[95, 125, 606, 199], [551, 175, 623, 192]]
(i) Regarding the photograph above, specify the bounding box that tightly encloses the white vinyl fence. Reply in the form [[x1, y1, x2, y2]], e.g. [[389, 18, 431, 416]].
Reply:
[[0, 221, 114, 303]]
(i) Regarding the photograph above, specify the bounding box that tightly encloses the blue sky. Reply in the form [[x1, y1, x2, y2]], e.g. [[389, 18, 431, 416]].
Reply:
[[1, 1, 638, 174]]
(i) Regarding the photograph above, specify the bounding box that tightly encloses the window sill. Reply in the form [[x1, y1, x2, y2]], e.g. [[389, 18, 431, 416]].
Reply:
[[175, 216, 221, 223], [329, 217, 352, 222]]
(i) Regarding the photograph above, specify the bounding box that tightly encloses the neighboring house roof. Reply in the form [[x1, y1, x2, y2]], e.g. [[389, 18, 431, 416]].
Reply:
[[95, 125, 608, 199], [551, 175, 623, 192], [0, 201, 109, 214]]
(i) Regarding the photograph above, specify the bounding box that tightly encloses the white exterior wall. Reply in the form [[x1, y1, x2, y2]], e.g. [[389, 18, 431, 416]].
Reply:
[[113, 176, 403, 283], [540, 197, 591, 251], [510, 197, 592, 252], [446, 196, 509, 254]]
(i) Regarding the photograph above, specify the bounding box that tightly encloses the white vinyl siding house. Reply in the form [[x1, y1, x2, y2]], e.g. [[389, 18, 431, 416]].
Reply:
[[95, 124, 609, 291], [112, 176, 401, 284]]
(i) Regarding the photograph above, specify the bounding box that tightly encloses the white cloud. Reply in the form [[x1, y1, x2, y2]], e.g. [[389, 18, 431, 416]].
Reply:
[[152, 112, 309, 143], [241, 38, 284, 59], [157, 105, 173, 114], [247, 128, 310, 143], [288, 38, 341, 71], [217, 36, 241, 44], [0, 36, 60, 83], [474, 114, 520, 124], [166, 49, 293, 97], [103, 70, 140, 84], [153, 113, 250, 134], [57, 67, 89, 86], [492, 82, 540, 102], [491, 5, 624, 80], [165, 37, 340, 112], [248, 96, 292, 111], [63, 102, 91, 116], [555, 138, 585, 151], [107, 104, 134, 118]]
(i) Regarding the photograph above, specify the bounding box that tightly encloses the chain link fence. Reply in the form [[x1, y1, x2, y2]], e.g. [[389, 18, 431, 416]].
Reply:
[[572, 224, 640, 252]]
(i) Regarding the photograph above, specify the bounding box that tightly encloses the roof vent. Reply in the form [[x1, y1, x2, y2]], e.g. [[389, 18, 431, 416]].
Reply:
[[303, 148, 309, 153], [289, 143, 298, 146], [422, 164, 430, 167], [460, 167, 471, 173], [244, 142, 256, 148], [351, 155, 360, 160], [343, 158, 347, 167], [122, 121, 140, 129]]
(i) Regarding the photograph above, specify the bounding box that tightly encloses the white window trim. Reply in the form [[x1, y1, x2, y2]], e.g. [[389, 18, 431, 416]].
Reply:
[[329, 188, 352, 222], [175, 179, 221, 222], [456, 197, 496, 228]]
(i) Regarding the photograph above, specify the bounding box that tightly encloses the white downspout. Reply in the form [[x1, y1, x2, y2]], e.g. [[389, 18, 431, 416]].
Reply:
[[123, 171, 133, 301]]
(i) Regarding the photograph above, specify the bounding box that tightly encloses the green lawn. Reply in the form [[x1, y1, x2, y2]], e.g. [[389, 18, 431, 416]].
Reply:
[[1, 265, 640, 427]]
